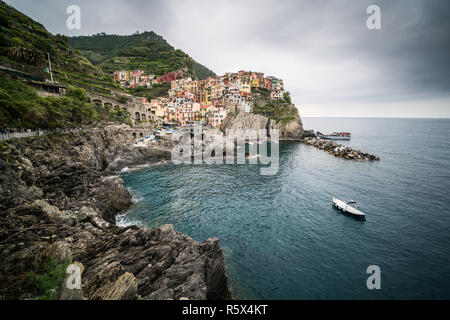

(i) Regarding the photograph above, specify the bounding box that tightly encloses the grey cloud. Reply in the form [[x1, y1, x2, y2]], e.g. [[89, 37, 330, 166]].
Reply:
[[6, 0, 174, 36], [4, 0, 450, 117]]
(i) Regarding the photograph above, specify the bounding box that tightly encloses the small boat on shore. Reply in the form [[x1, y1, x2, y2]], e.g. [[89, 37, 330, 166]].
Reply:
[[317, 132, 351, 141], [333, 197, 366, 221]]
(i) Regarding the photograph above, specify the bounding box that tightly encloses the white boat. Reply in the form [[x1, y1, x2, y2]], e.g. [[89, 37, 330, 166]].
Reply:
[[318, 132, 351, 141], [333, 197, 366, 221]]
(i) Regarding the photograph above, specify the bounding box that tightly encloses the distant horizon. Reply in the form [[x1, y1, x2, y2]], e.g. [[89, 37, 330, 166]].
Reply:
[[301, 116, 450, 119]]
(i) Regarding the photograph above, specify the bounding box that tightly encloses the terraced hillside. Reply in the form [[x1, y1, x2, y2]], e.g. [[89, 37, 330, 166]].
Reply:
[[69, 32, 216, 80], [0, 1, 124, 96]]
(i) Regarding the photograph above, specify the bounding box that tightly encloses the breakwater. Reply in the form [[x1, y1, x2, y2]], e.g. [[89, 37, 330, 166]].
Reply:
[[303, 137, 380, 161]]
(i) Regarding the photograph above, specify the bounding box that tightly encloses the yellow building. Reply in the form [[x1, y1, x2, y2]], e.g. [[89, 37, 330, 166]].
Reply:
[[155, 105, 166, 118], [200, 87, 212, 104]]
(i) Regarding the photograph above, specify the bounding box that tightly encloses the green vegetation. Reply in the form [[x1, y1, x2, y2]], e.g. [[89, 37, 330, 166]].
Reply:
[[0, 1, 123, 95], [118, 96, 128, 104], [127, 83, 171, 100], [68, 32, 216, 80], [193, 60, 216, 80], [283, 91, 292, 104], [251, 88, 298, 123], [10, 37, 23, 46], [0, 256, 70, 300], [28, 258, 70, 300], [252, 101, 298, 123], [0, 74, 130, 129], [0, 1, 216, 128], [251, 86, 270, 97]]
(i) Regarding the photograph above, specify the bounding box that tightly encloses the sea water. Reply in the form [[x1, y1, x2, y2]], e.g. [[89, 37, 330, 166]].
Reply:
[[119, 118, 450, 299]]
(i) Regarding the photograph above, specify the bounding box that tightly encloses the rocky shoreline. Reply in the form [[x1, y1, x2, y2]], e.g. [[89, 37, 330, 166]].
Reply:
[[0, 126, 231, 300], [303, 137, 380, 161], [0, 121, 380, 300]]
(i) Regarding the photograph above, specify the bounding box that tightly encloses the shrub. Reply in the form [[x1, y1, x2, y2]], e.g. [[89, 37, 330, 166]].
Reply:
[[283, 91, 292, 104], [30, 258, 70, 300], [0, 33, 11, 47], [11, 37, 24, 46], [118, 96, 128, 104], [33, 38, 55, 55], [55, 34, 68, 46], [66, 87, 87, 102], [0, 75, 129, 129], [0, 11, 9, 27]]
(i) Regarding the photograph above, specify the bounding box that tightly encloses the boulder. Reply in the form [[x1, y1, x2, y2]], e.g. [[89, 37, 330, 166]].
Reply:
[[36, 241, 72, 264], [79, 206, 109, 229], [33, 200, 76, 224], [302, 130, 317, 138]]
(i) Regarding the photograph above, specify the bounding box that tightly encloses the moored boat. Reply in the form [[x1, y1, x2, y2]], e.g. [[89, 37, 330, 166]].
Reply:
[[317, 132, 351, 141], [333, 197, 366, 221]]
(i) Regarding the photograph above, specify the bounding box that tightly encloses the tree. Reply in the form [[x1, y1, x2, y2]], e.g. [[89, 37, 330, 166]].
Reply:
[[55, 34, 69, 45], [283, 91, 291, 104]]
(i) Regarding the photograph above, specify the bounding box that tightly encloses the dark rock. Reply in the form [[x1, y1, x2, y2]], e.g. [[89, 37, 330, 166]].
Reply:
[[93, 272, 137, 300], [302, 130, 317, 138], [0, 128, 231, 300], [36, 241, 72, 264]]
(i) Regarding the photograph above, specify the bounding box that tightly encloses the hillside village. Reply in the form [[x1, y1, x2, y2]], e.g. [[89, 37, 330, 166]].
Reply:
[[113, 69, 287, 128], [0, 0, 291, 135], [113, 70, 185, 88]]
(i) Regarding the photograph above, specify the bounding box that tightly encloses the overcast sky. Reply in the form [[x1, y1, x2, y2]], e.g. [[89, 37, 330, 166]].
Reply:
[[5, 0, 450, 117]]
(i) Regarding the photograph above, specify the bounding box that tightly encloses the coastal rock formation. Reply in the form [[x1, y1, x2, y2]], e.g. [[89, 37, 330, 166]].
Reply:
[[220, 88, 304, 140], [303, 137, 380, 161], [302, 130, 317, 138], [80, 224, 230, 300], [221, 112, 304, 140], [0, 127, 231, 300], [91, 272, 138, 300]]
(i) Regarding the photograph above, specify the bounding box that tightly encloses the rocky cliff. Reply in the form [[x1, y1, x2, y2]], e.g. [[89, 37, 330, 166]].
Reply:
[[221, 111, 304, 140], [220, 90, 304, 140], [0, 127, 231, 300]]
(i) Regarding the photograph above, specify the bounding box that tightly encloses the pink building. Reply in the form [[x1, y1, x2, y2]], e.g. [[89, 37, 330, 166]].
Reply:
[[208, 107, 228, 128], [157, 71, 183, 83]]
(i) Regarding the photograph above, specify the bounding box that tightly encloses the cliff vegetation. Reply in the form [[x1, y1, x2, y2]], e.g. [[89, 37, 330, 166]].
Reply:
[[0, 74, 129, 129], [251, 87, 299, 124]]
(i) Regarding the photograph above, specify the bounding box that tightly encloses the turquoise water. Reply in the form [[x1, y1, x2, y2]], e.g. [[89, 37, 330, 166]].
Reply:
[[119, 118, 450, 299]]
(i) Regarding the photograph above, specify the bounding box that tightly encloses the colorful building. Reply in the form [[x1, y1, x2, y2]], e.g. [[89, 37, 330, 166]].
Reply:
[[157, 71, 183, 83], [208, 107, 228, 128]]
